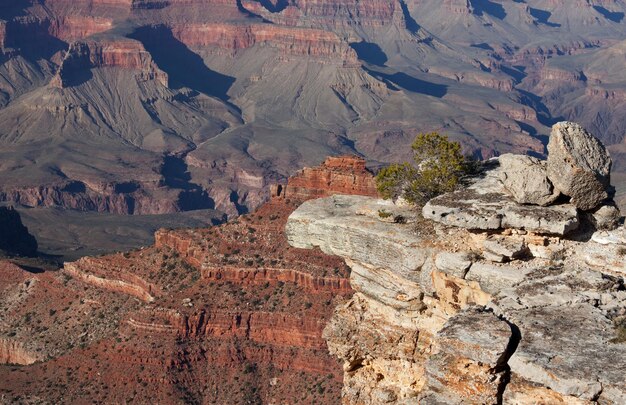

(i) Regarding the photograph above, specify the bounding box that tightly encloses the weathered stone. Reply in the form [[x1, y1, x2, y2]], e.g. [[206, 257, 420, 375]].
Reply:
[[482, 235, 529, 262], [289, 193, 626, 404], [586, 203, 622, 231], [421, 308, 512, 404], [287, 195, 431, 282], [547, 122, 612, 211], [465, 261, 535, 295], [422, 165, 579, 235], [502, 203, 579, 235], [435, 307, 513, 368], [482, 250, 507, 263], [498, 153, 560, 206], [434, 252, 473, 278], [491, 269, 626, 403], [503, 374, 593, 404], [430, 270, 491, 315], [591, 226, 626, 245], [348, 259, 425, 312]]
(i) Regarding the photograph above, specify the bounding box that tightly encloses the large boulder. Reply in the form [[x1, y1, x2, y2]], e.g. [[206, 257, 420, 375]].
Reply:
[[547, 122, 612, 211], [498, 154, 560, 206]]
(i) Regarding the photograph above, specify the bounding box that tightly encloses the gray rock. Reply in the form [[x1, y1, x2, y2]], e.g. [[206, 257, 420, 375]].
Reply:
[[421, 308, 511, 404], [423, 188, 579, 235], [498, 153, 560, 206], [502, 203, 579, 235], [482, 236, 529, 262], [436, 307, 513, 368], [586, 203, 622, 231], [287, 195, 431, 282], [422, 161, 579, 234], [434, 252, 473, 278], [349, 259, 425, 312], [491, 268, 626, 403], [547, 122, 612, 211], [465, 261, 535, 295]]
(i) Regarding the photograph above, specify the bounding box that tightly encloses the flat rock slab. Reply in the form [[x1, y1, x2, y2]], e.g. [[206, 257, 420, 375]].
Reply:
[[286, 195, 431, 283], [491, 268, 626, 403], [465, 261, 536, 295], [423, 176, 579, 235]]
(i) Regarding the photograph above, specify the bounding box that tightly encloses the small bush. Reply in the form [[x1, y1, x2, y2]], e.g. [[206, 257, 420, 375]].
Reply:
[[378, 209, 393, 219], [376, 132, 469, 207]]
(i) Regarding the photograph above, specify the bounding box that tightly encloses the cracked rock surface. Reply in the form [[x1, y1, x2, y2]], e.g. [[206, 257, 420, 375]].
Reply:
[[288, 194, 625, 404]]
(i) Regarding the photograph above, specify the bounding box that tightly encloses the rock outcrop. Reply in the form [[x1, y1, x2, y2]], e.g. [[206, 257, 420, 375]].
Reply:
[[424, 123, 617, 236], [547, 121, 612, 211], [271, 155, 378, 202], [0, 206, 38, 257], [287, 130, 625, 404], [51, 38, 169, 89]]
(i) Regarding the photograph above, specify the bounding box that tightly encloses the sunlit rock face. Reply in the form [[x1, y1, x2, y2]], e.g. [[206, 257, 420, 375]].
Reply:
[[287, 128, 625, 404]]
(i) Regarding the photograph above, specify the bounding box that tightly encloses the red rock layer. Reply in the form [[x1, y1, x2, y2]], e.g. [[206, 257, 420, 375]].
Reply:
[[241, 0, 399, 29], [0, 156, 389, 403], [170, 23, 358, 64], [201, 266, 351, 292], [271, 155, 379, 201], [48, 16, 114, 42], [51, 38, 168, 88]]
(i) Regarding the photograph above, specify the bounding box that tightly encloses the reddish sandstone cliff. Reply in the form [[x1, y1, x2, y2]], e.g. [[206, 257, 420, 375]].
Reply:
[[51, 38, 168, 88], [270, 155, 379, 201], [0, 156, 381, 404]]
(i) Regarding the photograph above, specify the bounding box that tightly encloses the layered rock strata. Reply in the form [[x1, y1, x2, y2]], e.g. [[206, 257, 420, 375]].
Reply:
[[271, 155, 378, 201], [0, 156, 377, 404], [287, 129, 625, 403]]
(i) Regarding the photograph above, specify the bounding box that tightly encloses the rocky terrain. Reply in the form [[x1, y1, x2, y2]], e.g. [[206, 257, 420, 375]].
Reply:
[[286, 122, 626, 403], [0, 0, 625, 239], [0, 156, 376, 404], [2, 124, 626, 403]]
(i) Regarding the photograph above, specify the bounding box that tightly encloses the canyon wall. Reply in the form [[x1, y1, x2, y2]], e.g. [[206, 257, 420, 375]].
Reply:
[[0, 156, 377, 404], [0, 206, 38, 257]]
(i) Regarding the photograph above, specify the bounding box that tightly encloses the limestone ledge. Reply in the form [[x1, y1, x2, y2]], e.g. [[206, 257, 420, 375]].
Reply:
[[286, 194, 626, 404]]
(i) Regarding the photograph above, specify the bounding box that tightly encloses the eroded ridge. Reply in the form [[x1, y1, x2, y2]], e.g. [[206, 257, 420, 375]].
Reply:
[[0, 156, 380, 404]]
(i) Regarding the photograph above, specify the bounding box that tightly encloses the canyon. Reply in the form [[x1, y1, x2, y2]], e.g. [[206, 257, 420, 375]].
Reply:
[[0, 0, 625, 238], [0, 156, 375, 404], [2, 129, 626, 403]]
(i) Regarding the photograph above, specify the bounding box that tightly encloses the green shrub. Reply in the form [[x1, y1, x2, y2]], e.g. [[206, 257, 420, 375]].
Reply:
[[377, 209, 393, 219], [376, 132, 468, 207]]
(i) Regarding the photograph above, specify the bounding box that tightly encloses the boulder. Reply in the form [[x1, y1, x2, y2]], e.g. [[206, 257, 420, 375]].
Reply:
[[547, 122, 612, 211], [586, 203, 622, 231], [498, 154, 559, 206]]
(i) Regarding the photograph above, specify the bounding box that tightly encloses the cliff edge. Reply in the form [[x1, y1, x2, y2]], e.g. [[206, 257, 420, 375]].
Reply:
[[287, 123, 626, 404]]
